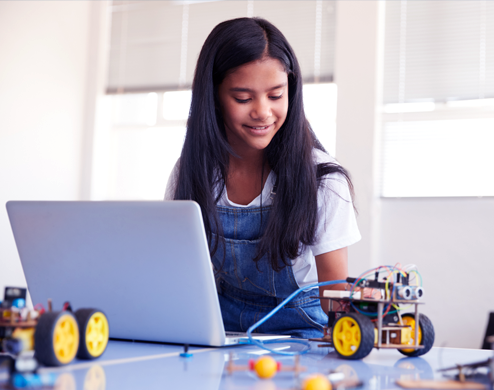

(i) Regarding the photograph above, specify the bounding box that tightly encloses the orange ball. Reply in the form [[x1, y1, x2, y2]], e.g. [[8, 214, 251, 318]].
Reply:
[[302, 374, 331, 390], [253, 356, 278, 379]]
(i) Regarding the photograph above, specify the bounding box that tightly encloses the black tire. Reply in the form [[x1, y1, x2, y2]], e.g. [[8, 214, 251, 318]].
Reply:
[[398, 313, 435, 357], [34, 311, 79, 366], [75, 308, 109, 359], [332, 313, 375, 360]]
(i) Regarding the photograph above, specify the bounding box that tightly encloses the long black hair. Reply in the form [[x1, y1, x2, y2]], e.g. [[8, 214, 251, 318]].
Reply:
[[174, 17, 354, 271]]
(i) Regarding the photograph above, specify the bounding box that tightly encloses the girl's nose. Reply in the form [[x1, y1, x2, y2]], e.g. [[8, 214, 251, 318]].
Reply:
[[251, 99, 271, 121]]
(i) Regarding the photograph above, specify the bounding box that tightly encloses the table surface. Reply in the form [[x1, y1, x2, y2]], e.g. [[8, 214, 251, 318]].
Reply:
[[1, 340, 492, 390]]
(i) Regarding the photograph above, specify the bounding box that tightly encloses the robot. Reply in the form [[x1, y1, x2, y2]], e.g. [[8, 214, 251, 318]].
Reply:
[[311, 266, 435, 360], [0, 287, 109, 367]]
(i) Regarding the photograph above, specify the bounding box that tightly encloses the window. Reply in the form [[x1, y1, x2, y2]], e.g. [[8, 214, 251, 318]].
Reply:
[[381, 1, 494, 197]]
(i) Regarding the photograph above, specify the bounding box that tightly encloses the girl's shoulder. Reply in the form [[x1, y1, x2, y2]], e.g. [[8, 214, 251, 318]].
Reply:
[[312, 148, 342, 176], [311, 148, 351, 198], [312, 147, 337, 166]]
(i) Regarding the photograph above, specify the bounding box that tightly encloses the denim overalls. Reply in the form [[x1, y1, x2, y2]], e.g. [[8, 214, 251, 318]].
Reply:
[[211, 205, 328, 339]]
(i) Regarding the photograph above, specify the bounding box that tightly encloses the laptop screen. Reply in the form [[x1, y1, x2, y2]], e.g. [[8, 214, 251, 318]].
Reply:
[[7, 201, 227, 346]]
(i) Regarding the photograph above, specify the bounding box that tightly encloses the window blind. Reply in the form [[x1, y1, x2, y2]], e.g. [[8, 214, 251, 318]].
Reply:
[[381, 0, 494, 197], [383, 0, 494, 104], [107, 0, 336, 94]]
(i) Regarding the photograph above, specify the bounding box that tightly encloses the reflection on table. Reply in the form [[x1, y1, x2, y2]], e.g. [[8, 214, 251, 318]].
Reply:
[[1, 340, 491, 390]]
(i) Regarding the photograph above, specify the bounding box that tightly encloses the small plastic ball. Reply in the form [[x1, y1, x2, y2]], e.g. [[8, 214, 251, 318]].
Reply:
[[302, 374, 331, 390], [254, 356, 278, 379]]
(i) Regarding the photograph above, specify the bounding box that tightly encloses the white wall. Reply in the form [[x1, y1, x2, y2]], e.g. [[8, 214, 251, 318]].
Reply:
[[334, 1, 384, 277], [0, 1, 94, 294], [380, 198, 494, 348]]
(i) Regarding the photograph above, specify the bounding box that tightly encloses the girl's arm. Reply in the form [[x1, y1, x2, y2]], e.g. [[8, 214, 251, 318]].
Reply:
[[315, 247, 348, 313]]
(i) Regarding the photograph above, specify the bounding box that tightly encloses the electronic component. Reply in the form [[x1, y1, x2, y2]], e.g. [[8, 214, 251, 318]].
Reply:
[[396, 286, 412, 300], [2, 287, 26, 309], [413, 286, 424, 299], [323, 290, 361, 299]]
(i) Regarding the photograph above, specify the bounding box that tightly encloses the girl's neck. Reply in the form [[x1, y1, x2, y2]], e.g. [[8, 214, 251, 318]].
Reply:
[[229, 148, 265, 173], [226, 152, 271, 205]]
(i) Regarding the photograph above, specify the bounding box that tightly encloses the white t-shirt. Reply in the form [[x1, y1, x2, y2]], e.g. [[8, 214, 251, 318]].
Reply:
[[164, 148, 361, 287]]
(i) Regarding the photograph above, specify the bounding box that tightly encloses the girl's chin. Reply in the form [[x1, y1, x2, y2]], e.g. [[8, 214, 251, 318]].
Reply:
[[233, 140, 273, 154], [248, 140, 273, 151]]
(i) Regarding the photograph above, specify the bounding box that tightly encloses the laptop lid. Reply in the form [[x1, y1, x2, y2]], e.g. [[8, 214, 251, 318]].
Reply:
[[6, 200, 229, 347]]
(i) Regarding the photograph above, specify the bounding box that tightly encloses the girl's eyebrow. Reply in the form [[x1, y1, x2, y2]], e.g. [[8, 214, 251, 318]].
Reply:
[[229, 83, 287, 93]]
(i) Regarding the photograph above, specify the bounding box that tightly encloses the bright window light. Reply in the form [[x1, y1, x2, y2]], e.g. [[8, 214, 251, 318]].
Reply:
[[163, 90, 192, 120], [446, 98, 494, 109], [303, 83, 337, 156], [113, 93, 158, 126], [112, 126, 186, 200], [381, 118, 494, 197]]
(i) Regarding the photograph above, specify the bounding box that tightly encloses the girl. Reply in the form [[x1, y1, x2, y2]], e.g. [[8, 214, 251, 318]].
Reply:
[[165, 17, 360, 339]]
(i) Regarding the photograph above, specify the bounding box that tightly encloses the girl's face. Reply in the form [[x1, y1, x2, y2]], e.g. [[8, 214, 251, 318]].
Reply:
[[218, 57, 288, 155]]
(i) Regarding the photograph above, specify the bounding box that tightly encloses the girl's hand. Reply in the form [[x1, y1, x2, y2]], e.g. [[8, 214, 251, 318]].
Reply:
[[349, 285, 382, 300]]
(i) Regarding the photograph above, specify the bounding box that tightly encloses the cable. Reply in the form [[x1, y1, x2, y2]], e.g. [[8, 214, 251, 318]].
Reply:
[[246, 279, 347, 355], [408, 269, 423, 286]]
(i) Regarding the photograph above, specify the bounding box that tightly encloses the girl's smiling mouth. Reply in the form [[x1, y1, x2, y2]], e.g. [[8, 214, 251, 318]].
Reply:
[[244, 123, 274, 132]]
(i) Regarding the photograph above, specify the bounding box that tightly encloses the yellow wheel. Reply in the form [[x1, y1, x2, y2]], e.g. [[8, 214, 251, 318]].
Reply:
[[332, 313, 374, 360], [35, 311, 80, 366], [75, 309, 110, 359], [53, 314, 79, 364], [399, 314, 434, 357], [333, 316, 360, 356], [400, 315, 422, 353]]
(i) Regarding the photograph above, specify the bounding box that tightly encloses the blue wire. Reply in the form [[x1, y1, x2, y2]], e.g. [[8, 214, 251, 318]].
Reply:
[[246, 279, 347, 355]]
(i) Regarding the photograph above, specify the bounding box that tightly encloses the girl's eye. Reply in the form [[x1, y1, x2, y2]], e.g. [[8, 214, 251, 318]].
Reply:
[[234, 98, 250, 103], [269, 95, 283, 100]]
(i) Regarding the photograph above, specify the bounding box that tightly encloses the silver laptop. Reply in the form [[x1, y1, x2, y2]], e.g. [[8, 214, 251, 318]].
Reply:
[[6, 200, 285, 347]]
